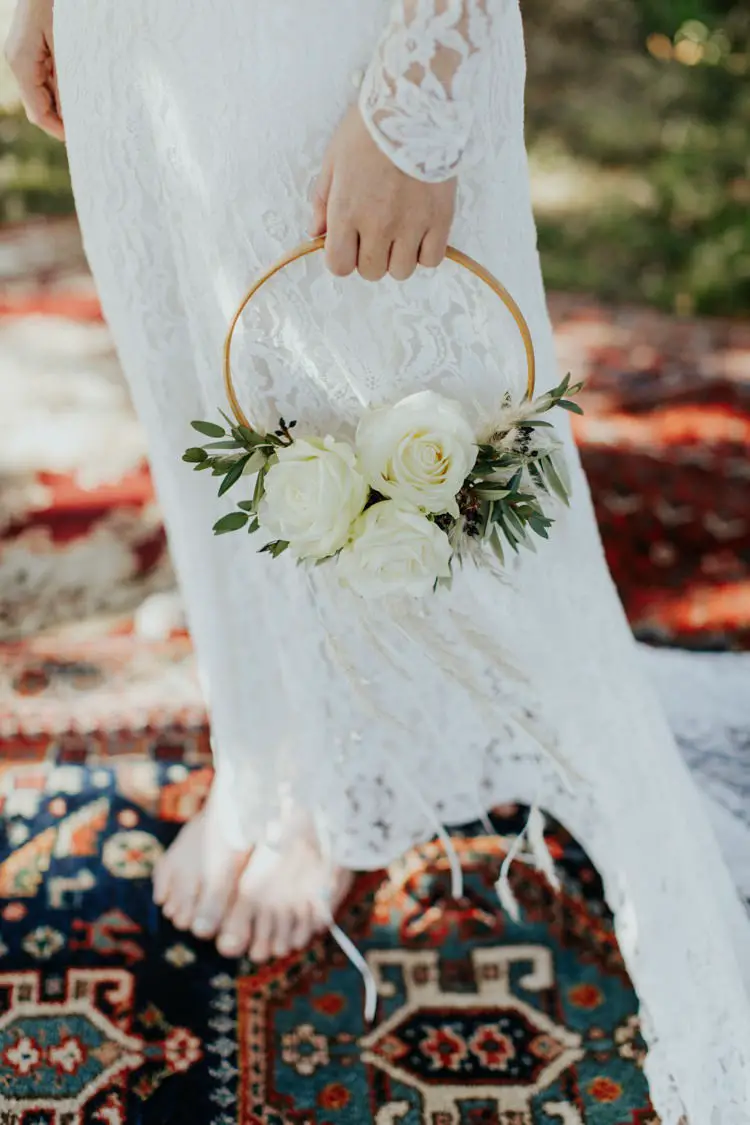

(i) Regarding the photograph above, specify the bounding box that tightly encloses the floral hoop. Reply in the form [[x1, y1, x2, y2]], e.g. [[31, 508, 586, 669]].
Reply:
[[182, 238, 583, 597], [222, 236, 537, 428]]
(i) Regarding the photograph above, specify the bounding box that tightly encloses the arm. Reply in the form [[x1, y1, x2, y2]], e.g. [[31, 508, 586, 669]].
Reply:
[[359, 0, 494, 184]]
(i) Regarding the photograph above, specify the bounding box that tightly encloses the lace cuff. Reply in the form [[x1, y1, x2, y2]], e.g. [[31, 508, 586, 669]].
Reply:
[[359, 0, 494, 184]]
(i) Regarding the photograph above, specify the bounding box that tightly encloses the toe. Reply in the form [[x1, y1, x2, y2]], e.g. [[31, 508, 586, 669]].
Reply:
[[192, 871, 236, 941], [290, 903, 314, 951], [161, 892, 179, 922], [249, 908, 274, 962], [192, 911, 222, 941], [172, 904, 194, 932], [271, 908, 295, 959], [172, 883, 201, 932], [152, 856, 172, 907], [217, 897, 254, 959]]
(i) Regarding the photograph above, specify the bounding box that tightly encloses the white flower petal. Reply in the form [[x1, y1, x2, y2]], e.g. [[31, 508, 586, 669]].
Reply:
[[258, 436, 368, 560], [356, 392, 476, 516], [337, 501, 452, 599]]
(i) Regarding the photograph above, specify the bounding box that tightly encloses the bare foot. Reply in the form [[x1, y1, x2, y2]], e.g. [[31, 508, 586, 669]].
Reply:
[[216, 821, 353, 961], [153, 802, 250, 941], [153, 794, 353, 959]]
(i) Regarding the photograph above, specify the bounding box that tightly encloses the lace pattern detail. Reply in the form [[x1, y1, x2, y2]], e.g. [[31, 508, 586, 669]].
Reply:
[[359, 0, 499, 182]]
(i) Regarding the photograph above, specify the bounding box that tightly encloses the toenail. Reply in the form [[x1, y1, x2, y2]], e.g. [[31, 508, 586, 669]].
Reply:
[[193, 917, 215, 937], [219, 936, 243, 956]]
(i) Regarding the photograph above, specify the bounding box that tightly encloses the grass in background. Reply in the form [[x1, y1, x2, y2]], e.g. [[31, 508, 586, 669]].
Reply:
[[0, 0, 748, 316], [524, 0, 750, 316], [0, 112, 72, 220]]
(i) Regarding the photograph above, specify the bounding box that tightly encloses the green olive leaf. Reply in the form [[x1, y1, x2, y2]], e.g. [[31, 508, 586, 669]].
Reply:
[[213, 511, 249, 535], [191, 420, 225, 438], [182, 447, 208, 462]]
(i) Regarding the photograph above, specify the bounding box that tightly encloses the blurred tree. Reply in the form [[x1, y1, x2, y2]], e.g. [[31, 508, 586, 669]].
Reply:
[[0, 112, 73, 223], [0, 0, 747, 315], [523, 0, 750, 315]]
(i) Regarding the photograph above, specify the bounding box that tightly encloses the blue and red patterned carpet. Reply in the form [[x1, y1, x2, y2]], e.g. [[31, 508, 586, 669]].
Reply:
[[0, 755, 655, 1125]]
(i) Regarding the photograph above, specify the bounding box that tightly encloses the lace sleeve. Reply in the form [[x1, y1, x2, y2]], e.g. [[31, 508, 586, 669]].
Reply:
[[358, 0, 496, 184]]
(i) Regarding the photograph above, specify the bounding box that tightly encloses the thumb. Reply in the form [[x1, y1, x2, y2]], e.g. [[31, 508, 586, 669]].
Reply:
[[308, 153, 334, 237]]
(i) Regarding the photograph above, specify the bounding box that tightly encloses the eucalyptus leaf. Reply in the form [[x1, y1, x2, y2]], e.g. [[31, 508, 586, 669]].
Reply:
[[540, 456, 570, 505], [473, 488, 512, 501], [237, 500, 256, 512], [528, 515, 551, 539], [213, 511, 249, 534], [253, 466, 267, 508], [202, 440, 244, 450], [260, 539, 290, 558], [182, 447, 208, 463], [489, 528, 505, 566], [238, 427, 267, 447], [505, 505, 528, 540], [497, 515, 519, 552], [478, 500, 491, 539], [507, 468, 523, 495], [191, 420, 225, 438], [218, 455, 250, 496]]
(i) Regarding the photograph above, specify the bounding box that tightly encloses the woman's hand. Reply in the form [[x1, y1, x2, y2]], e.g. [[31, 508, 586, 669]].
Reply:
[[5, 0, 64, 141], [310, 105, 456, 282]]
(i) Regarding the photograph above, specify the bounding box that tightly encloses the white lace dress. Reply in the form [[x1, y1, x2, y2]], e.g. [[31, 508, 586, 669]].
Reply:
[[53, 0, 750, 1118]]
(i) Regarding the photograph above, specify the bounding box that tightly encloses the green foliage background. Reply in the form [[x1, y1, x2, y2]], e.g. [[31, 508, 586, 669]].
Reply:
[[1, 0, 747, 315], [524, 0, 749, 316]]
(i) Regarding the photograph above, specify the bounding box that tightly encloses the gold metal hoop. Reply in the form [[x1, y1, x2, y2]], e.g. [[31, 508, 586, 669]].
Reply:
[[223, 236, 536, 430]]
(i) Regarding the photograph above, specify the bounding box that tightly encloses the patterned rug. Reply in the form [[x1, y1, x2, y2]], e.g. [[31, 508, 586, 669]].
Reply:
[[0, 757, 655, 1125]]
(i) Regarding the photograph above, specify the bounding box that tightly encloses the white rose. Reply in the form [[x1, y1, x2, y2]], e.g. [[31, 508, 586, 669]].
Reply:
[[258, 436, 368, 560], [337, 500, 453, 598], [356, 390, 477, 518]]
